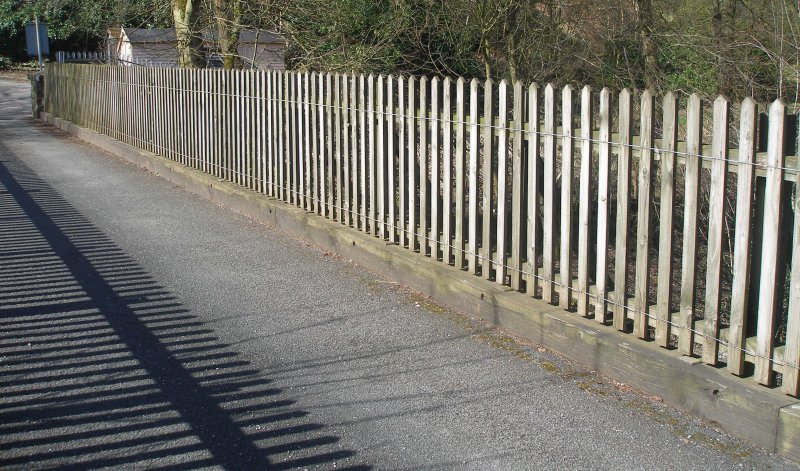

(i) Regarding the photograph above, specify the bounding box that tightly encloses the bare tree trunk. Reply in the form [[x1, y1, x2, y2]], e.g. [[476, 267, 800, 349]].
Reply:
[[712, 0, 738, 96], [173, 0, 205, 68], [214, 0, 242, 69], [636, 0, 658, 90]]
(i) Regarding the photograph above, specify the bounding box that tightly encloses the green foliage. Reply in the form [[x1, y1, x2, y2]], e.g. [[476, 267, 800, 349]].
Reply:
[[659, 42, 717, 96]]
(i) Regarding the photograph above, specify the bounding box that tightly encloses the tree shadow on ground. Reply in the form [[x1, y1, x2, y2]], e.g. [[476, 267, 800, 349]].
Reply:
[[0, 149, 369, 470]]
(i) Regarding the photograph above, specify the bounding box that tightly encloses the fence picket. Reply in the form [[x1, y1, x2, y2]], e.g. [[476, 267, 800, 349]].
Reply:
[[755, 99, 786, 385], [398, 77, 406, 245], [442, 78, 453, 263], [577, 86, 593, 316], [431, 77, 440, 259], [679, 94, 702, 355], [343, 75, 352, 224], [634, 90, 654, 339], [496, 80, 509, 285], [702, 96, 729, 364], [336, 74, 343, 221], [419, 77, 429, 253], [656, 93, 678, 347], [560, 85, 575, 309], [468, 79, 479, 273], [350, 75, 358, 226], [526, 84, 540, 297], [368, 74, 376, 235], [482, 79, 494, 280], [543, 85, 556, 303], [784, 144, 800, 395], [510, 81, 524, 291], [454, 78, 466, 269], [408, 76, 417, 251], [595, 88, 611, 321], [387, 76, 396, 241]]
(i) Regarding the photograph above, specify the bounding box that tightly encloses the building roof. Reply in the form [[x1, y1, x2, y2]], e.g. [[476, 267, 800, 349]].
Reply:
[[122, 28, 177, 43], [239, 30, 284, 44]]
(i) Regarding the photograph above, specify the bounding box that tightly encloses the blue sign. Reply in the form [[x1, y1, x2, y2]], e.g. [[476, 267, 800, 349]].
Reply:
[[25, 22, 50, 56]]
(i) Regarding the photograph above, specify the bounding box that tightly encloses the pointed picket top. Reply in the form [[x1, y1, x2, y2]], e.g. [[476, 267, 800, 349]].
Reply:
[[619, 88, 631, 103], [456, 76, 465, 88], [580, 86, 592, 118], [740, 97, 757, 145], [485, 77, 494, 89], [664, 91, 677, 108], [562, 83, 574, 97], [545, 83, 555, 96], [529, 82, 539, 95], [770, 97, 787, 118], [713, 95, 729, 128], [599, 87, 611, 103], [431, 76, 439, 86], [640, 88, 654, 103], [443, 76, 452, 88], [420, 75, 428, 87]]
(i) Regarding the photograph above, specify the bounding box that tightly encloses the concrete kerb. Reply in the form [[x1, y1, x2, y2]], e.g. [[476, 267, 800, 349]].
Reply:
[[39, 111, 800, 463]]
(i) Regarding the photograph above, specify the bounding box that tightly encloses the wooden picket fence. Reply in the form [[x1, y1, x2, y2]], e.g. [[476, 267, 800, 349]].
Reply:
[[43, 63, 800, 397]]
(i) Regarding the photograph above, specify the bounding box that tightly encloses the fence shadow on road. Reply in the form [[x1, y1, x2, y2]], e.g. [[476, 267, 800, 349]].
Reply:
[[0, 149, 369, 470]]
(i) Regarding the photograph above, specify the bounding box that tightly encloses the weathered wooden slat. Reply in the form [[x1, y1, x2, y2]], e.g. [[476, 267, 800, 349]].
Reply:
[[755, 99, 786, 385], [408, 76, 417, 251], [303, 72, 312, 208], [326, 73, 334, 216], [577, 86, 593, 316], [467, 78, 479, 273], [398, 76, 407, 245], [376, 75, 385, 236], [679, 94, 702, 355], [526, 84, 540, 297], [387, 75, 396, 241], [702, 96, 729, 365], [279, 71, 287, 200], [594, 88, 611, 321], [343, 75, 352, 224], [510, 81, 524, 291], [634, 90, 654, 339], [482, 79, 494, 280], [543, 84, 556, 303], [310, 72, 319, 211], [419, 77, 429, 254], [360, 74, 367, 231], [442, 77, 453, 264], [560, 85, 574, 309], [496, 80, 509, 285], [728, 98, 757, 375], [266, 71, 274, 195], [431, 77, 440, 259], [368, 74, 377, 235], [454, 78, 466, 269], [288, 72, 297, 203], [784, 137, 800, 395], [335, 74, 343, 220], [350, 75, 358, 226], [655, 93, 678, 347], [319, 73, 327, 212], [298, 73, 307, 207]]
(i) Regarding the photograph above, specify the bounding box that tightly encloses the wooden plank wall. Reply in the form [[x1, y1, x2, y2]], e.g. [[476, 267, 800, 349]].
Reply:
[[44, 63, 800, 397]]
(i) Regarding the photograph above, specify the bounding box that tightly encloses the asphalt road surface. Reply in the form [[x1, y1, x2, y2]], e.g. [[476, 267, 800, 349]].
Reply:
[[0, 78, 797, 470]]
